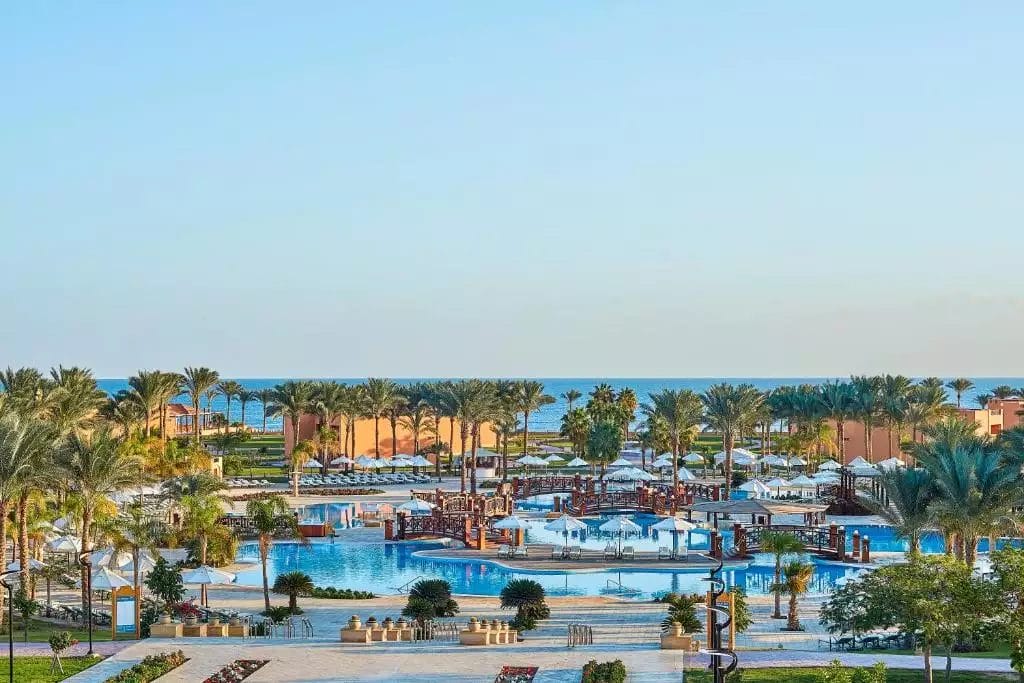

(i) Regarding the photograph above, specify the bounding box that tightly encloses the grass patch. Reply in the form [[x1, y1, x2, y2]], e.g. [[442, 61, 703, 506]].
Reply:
[[683, 669, 1013, 682], [880, 642, 1013, 659], [0, 656, 100, 682], [1, 618, 113, 643]]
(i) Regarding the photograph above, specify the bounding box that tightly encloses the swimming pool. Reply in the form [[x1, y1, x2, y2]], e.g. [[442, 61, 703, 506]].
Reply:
[[234, 540, 861, 599]]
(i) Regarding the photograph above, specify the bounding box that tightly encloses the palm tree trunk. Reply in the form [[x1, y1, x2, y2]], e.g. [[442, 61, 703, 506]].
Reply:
[[193, 398, 201, 444], [672, 438, 680, 491], [772, 560, 782, 618], [522, 411, 530, 456], [836, 419, 845, 462], [864, 422, 871, 462], [240, 402, 246, 434], [723, 433, 734, 500], [262, 407, 267, 434], [374, 416, 380, 456], [80, 509, 92, 612], [459, 428, 468, 493], [18, 491, 29, 586], [260, 541, 271, 612], [788, 593, 798, 630], [391, 418, 398, 458], [470, 425, 479, 494], [200, 534, 208, 606]]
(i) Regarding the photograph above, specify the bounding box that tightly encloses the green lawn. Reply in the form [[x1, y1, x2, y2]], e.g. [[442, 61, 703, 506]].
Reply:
[[682, 668, 1013, 682], [0, 656, 101, 682], [880, 642, 1013, 660], [2, 618, 113, 643]]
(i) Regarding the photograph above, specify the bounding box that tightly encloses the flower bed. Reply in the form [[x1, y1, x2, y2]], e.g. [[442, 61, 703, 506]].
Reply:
[[203, 659, 269, 683], [104, 650, 187, 683]]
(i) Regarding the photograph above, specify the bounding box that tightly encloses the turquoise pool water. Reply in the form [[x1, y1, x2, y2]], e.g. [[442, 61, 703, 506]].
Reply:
[[234, 540, 862, 599]]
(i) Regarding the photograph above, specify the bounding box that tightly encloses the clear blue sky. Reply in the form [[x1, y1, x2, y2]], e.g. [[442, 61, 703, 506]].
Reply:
[[3, 3, 1023, 377]]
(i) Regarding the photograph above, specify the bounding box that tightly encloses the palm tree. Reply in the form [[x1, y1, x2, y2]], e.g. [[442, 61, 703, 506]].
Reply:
[[701, 384, 763, 499], [256, 388, 274, 434], [906, 384, 951, 443], [643, 389, 702, 490], [273, 571, 314, 614], [54, 428, 143, 610], [817, 381, 854, 462], [560, 409, 591, 459], [946, 378, 975, 409], [589, 383, 615, 405], [155, 372, 183, 441], [127, 371, 164, 438], [616, 388, 638, 442], [761, 532, 805, 619], [246, 495, 300, 611], [182, 367, 220, 444], [446, 380, 495, 493], [364, 378, 401, 457], [587, 420, 623, 478], [385, 390, 408, 459], [466, 382, 498, 494], [772, 560, 814, 631], [880, 374, 913, 457], [562, 389, 582, 412], [216, 380, 243, 433], [341, 384, 368, 464], [976, 393, 993, 410], [100, 502, 167, 606], [312, 382, 347, 473], [290, 440, 317, 496], [48, 366, 107, 435], [850, 376, 882, 462], [517, 381, 555, 456], [102, 393, 146, 438], [266, 381, 314, 458], [236, 389, 258, 433], [179, 492, 225, 606], [865, 467, 935, 556], [992, 385, 1015, 400]]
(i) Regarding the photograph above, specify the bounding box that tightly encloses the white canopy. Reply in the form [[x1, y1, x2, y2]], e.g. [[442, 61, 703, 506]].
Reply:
[[355, 455, 376, 466], [787, 456, 808, 466], [598, 516, 642, 536], [544, 454, 565, 463], [120, 552, 159, 574], [762, 455, 790, 467], [850, 465, 880, 478], [181, 565, 236, 586], [89, 567, 132, 591], [397, 498, 435, 514], [811, 472, 840, 483], [847, 457, 873, 468], [650, 458, 673, 469], [331, 456, 354, 465], [408, 455, 433, 467], [877, 457, 905, 471], [818, 459, 841, 471], [714, 450, 758, 466], [6, 559, 45, 572], [682, 453, 705, 463], [787, 474, 817, 487], [764, 477, 790, 488], [565, 457, 588, 468], [517, 455, 547, 466], [651, 516, 697, 532], [608, 457, 633, 468], [46, 536, 82, 553], [492, 515, 531, 530], [677, 467, 697, 482], [605, 467, 655, 482], [302, 459, 322, 469], [656, 452, 674, 461], [543, 514, 588, 534], [739, 480, 772, 497]]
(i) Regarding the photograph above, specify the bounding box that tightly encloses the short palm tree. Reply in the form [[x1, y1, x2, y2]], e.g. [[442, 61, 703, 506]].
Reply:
[[182, 367, 220, 443], [865, 467, 935, 556], [236, 388, 258, 433], [616, 388, 638, 441], [217, 380, 243, 432], [772, 560, 814, 631], [127, 370, 164, 437], [364, 378, 401, 456], [99, 502, 167, 602], [266, 381, 314, 460], [179, 492, 224, 606], [272, 571, 314, 614], [761, 531, 806, 619], [248, 495, 302, 611], [562, 389, 582, 412]]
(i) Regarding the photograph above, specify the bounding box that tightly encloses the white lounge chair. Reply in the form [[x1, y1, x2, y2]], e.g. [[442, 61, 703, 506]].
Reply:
[[512, 545, 528, 559], [603, 544, 617, 560], [658, 546, 672, 560], [621, 546, 635, 560]]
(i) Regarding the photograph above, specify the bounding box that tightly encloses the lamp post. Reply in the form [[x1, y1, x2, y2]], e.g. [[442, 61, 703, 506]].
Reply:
[[77, 552, 93, 656], [0, 569, 18, 683]]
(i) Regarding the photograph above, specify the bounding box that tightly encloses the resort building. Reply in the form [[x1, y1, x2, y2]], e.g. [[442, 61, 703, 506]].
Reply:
[[284, 413, 498, 465], [161, 402, 218, 438]]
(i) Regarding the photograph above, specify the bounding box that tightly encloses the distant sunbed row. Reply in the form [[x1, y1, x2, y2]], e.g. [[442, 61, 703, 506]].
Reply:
[[225, 478, 273, 488], [496, 544, 690, 561], [298, 473, 432, 487]]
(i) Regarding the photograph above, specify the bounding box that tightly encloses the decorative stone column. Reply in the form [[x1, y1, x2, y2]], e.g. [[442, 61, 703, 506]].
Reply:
[[861, 536, 871, 564]]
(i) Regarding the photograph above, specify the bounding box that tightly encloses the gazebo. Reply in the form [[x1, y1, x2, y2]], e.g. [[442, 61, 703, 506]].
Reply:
[[690, 499, 829, 528]]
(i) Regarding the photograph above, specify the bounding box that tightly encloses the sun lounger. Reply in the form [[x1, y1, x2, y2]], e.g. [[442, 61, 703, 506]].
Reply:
[[497, 544, 511, 559], [512, 545, 528, 559], [568, 545, 582, 559], [658, 546, 672, 559], [621, 546, 635, 560], [550, 546, 564, 560], [603, 544, 617, 560]]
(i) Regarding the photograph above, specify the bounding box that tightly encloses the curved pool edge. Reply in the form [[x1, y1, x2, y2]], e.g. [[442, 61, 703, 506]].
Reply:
[[410, 548, 753, 576]]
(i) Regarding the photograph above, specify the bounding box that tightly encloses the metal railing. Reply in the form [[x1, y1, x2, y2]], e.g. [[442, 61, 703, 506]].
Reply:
[[567, 623, 594, 648], [391, 575, 426, 594]]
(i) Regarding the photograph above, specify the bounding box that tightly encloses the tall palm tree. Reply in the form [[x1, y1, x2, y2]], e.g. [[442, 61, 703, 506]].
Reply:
[[179, 492, 225, 606], [54, 428, 143, 610], [946, 378, 975, 409], [0, 367, 50, 418], [642, 389, 702, 490], [880, 374, 913, 457], [516, 381, 555, 456], [616, 388, 638, 442], [560, 409, 591, 459], [446, 380, 494, 493], [102, 393, 147, 438], [992, 385, 1015, 400], [312, 382, 347, 473], [216, 380, 243, 433], [182, 367, 220, 444], [865, 467, 935, 556], [127, 371, 164, 438], [341, 384, 368, 464], [850, 376, 882, 462], [385, 390, 408, 459], [467, 382, 498, 494], [906, 384, 951, 443], [246, 495, 302, 612], [256, 388, 274, 434], [48, 366, 107, 435], [236, 388, 258, 433], [817, 381, 854, 463], [266, 381, 314, 457], [701, 384, 763, 499], [364, 378, 401, 457], [761, 531, 805, 619], [562, 389, 582, 412]]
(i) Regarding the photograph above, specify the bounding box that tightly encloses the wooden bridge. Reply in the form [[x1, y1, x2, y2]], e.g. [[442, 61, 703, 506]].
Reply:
[[512, 475, 722, 516], [711, 523, 868, 562], [392, 509, 505, 549]]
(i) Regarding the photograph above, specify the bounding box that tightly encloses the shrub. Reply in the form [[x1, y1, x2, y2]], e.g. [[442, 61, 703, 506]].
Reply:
[[184, 524, 237, 566], [308, 586, 375, 599], [853, 662, 887, 683], [48, 630, 76, 654], [104, 650, 187, 683], [730, 587, 752, 633], [272, 571, 314, 613], [405, 579, 458, 619], [818, 659, 853, 683], [145, 557, 185, 610], [500, 579, 549, 633], [580, 659, 626, 683], [263, 605, 292, 622], [659, 592, 701, 633]]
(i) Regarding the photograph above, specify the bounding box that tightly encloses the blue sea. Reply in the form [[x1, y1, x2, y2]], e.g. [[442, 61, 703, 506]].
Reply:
[[96, 377, 1022, 433]]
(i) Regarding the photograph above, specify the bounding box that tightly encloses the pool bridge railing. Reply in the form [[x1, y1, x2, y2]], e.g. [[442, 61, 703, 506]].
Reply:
[[715, 522, 869, 563]]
